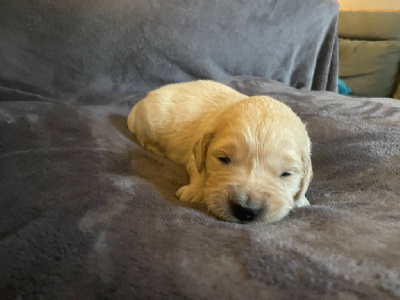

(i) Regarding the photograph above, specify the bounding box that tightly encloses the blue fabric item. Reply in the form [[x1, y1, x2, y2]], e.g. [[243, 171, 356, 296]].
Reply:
[[338, 78, 352, 95]]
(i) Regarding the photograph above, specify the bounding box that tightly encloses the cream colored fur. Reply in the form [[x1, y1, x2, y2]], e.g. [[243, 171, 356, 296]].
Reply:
[[127, 80, 312, 223]]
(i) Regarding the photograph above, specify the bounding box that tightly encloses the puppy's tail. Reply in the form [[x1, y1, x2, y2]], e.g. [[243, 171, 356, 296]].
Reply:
[[127, 104, 138, 133]]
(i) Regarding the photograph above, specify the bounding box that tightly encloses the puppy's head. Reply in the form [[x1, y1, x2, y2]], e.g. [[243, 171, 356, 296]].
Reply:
[[193, 96, 312, 223]]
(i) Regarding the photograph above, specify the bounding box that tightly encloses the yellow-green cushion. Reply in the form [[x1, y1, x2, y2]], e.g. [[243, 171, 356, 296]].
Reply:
[[338, 11, 400, 41], [393, 82, 400, 100], [339, 38, 400, 98]]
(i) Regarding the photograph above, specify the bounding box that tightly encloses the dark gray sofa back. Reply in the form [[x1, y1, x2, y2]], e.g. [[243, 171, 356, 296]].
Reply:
[[0, 0, 339, 100]]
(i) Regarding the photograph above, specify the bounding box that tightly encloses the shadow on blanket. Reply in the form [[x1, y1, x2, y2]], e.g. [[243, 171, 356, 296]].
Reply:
[[108, 113, 208, 214]]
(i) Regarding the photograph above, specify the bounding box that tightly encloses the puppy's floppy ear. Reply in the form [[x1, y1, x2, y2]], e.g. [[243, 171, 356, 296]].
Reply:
[[193, 132, 214, 173], [294, 141, 313, 204]]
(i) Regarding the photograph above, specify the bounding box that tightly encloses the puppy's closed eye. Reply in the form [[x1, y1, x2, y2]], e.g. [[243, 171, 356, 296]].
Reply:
[[217, 156, 231, 165], [280, 171, 292, 178]]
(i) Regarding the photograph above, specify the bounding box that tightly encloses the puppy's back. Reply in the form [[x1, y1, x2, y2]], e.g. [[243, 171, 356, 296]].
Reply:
[[127, 80, 247, 163], [138, 80, 245, 123]]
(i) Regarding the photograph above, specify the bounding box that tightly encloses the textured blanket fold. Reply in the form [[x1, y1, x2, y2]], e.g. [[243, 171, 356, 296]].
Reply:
[[1, 77, 399, 299]]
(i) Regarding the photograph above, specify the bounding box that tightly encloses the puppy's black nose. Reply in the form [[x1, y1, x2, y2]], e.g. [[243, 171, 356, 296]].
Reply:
[[230, 202, 262, 222]]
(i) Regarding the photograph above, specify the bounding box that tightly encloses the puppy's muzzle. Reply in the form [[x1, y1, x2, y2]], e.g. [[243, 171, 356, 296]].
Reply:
[[229, 201, 263, 222], [227, 189, 265, 222]]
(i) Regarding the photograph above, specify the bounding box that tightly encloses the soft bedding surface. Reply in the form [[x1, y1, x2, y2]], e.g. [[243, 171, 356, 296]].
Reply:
[[1, 0, 400, 299], [1, 77, 400, 299]]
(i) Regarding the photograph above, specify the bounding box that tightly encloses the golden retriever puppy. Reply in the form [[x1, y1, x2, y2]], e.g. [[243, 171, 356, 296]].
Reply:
[[127, 80, 312, 223]]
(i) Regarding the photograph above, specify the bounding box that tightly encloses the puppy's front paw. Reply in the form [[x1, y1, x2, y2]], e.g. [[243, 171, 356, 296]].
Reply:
[[295, 196, 310, 208], [176, 185, 203, 203]]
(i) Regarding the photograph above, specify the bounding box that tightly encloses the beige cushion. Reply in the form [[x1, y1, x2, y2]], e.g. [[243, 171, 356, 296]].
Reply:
[[339, 38, 400, 98], [338, 11, 400, 41], [393, 82, 400, 100]]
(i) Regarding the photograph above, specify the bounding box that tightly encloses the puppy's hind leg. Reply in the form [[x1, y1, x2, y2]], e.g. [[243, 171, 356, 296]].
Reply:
[[176, 156, 205, 203]]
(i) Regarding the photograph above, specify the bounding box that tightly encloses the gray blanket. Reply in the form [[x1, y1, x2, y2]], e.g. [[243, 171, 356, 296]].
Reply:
[[1, 77, 400, 299], [2, 0, 400, 299], [0, 0, 338, 99]]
